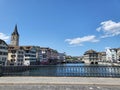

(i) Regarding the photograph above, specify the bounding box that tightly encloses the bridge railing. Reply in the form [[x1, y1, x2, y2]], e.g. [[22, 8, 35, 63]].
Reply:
[[1, 65, 120, 77]]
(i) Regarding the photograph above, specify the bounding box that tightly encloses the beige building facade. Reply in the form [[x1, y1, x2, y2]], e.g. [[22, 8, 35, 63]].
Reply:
[[98, 52, 106, 62], [8, 46, 37, 66], [83, 49, 99, 64], [8, 46, 24, 65]]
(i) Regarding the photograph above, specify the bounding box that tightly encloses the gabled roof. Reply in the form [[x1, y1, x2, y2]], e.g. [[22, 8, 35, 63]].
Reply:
[[8, 45, 36, 51], [84, 49, 98, 54], [8, 45, 23, 50], [0, 39, 8, 46], [21, 46, 35, 50], [40, 47, 50, 50]]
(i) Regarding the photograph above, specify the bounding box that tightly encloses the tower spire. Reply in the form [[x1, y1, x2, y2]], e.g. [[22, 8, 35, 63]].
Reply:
[[12, 24, 19, 36], [11, 24, 19, 46]]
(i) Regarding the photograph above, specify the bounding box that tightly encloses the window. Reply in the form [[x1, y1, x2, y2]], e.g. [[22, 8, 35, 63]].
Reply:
[[0, 52, 2, 55], [11, 50, 16, 53], [43, 54, 47, 58], [0, 41, 3, 44], [11, 55, 16, 58], [11, 59, 15, 62], [26, 50, 29, 53]]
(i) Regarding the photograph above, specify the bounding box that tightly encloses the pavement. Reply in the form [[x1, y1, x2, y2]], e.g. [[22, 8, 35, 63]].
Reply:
[[0, 77, 120, 85], [0, 77, 120, 90]]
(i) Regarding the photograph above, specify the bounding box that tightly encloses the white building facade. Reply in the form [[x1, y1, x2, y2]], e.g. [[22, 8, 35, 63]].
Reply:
[[57, 53, 66, 63], [106, 48, 117, 63], [0, 39, 8, 65], [117, 48, 120, 62], [23, 46, 36, 66]]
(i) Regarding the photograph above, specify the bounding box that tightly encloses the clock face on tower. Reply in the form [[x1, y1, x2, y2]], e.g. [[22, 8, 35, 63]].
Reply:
[[12, 36, 18, 40], [11, 35, 19, 46], [12, 36, 15, 40]]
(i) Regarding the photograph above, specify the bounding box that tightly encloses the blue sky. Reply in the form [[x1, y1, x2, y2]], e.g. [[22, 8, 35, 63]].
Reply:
[[0, 0, 120, 56]]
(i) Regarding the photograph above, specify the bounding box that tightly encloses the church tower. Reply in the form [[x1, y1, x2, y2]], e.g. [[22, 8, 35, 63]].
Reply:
[[11, 25, 19, 46]]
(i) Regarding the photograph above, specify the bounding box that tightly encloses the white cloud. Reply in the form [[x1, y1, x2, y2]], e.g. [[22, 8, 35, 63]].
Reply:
[[0, 33, 10, 41], [65, 35, 99, 46], [97, 20, 120, 38], [105, 47, 111, 50], [65, 20, 120, 47]]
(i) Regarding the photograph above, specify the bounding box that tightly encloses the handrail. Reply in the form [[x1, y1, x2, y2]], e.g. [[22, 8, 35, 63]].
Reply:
[[1, 65, 120, 77]]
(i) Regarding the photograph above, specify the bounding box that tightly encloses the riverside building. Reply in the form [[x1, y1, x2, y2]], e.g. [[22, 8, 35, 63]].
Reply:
[[38, 47, 50, 64], [83, 49, 99, 64], [8, 46, 24, 65], [8, 46, 36, 66], [35, 46, 41, 65], [57, 53, 66, 63], [39, 47, 58, 64], [0, 39, 8, 65], [106, 48, 120, 63], [22, 46, 36, 66], [117, 48, 120, 62], [98, 52, 106, 62]]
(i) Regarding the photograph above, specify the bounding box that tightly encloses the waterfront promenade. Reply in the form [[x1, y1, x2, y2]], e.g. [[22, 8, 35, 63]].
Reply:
[[0, 77, 120, 90]]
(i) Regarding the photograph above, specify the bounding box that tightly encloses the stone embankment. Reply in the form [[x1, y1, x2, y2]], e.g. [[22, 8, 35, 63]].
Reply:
[[99, 62, 120, 66]]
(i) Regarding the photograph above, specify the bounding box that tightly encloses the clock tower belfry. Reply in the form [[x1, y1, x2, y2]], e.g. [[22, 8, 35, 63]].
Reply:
[[11, 25, 19, 46]]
